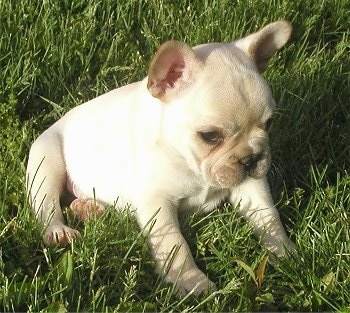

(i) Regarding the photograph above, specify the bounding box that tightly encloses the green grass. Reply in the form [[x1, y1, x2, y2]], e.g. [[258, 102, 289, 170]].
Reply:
[[1, 0, 349, 311]]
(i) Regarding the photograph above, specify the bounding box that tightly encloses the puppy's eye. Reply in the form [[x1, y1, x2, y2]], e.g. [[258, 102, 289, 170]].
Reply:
[[198, 131, 222, 144]]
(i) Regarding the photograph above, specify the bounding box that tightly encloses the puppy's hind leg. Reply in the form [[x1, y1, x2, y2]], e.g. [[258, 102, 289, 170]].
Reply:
[[26, 130, 80, 246]]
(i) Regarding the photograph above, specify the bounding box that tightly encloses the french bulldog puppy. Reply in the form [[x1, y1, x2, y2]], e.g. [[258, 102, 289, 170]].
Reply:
[[27, 20, 296, 295]]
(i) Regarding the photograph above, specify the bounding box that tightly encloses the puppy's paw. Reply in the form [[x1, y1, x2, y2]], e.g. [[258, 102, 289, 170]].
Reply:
[[284, 240, 298, 256], [43, 224, 81, 246], [69, 199, 105, 222], [267, 239, 298, 267], [275, 239, 298, 258], [174, 270, 217, 296]]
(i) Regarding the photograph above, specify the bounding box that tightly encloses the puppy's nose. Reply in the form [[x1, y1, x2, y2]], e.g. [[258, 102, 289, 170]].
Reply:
[[239, 154, 261, 172]]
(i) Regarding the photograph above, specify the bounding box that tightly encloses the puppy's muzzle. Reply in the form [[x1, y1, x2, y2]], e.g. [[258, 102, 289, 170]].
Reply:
[[239, 152, 269, 178], [239, 153, 262, 172]]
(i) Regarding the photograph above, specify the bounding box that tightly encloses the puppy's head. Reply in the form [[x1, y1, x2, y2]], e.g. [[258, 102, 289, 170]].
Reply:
[[147, 21, 292, 188]]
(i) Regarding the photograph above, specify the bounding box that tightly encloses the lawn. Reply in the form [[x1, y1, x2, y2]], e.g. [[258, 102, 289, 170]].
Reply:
[[0, 0, 349, 311]]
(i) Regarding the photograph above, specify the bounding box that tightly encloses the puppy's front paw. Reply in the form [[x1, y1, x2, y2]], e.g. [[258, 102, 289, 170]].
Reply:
[[283, 240, 297, 256], [273, 239, 297, 258], [267, 239, 298, 267], [172, 269, 217, 296], [43, 224, 81, 246], [69, 199, 105, 222]]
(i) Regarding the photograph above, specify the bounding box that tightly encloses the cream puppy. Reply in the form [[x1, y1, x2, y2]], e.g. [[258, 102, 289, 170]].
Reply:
[[27, 20, 296, 295]]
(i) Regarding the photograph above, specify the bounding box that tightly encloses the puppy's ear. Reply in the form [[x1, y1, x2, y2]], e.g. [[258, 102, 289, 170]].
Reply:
[[235, 20, 292, 72], [147, 41, 203, 100]]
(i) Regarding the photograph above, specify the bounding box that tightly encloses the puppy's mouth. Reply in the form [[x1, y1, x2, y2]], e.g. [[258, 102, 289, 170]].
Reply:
[[209, 153, 270, 188], [239, 152, 270, 178]]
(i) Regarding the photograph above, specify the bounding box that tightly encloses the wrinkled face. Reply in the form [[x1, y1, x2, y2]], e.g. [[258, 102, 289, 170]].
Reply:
[[166, 50, 275, 188]]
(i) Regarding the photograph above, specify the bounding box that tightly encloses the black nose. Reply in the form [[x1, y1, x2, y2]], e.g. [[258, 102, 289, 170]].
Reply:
[[239, 154, 261, 171]]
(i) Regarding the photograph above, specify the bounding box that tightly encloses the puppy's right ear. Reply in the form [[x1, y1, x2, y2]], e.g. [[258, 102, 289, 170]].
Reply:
[[147, 41, 203, 100]]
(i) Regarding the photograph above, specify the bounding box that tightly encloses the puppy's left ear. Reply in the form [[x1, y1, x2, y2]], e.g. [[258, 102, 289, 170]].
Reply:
[[235, 20, 292, 73], [147, 40, 203, 100]]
